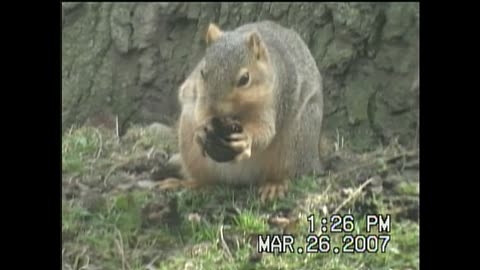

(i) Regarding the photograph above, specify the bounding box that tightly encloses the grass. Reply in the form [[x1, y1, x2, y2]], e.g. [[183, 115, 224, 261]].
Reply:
[[62, 125, 419, 270]]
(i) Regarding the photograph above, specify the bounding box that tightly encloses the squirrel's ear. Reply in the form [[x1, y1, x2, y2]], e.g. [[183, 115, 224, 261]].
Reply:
[[247, 32, 268, 62], [206, 23, 223, 46]]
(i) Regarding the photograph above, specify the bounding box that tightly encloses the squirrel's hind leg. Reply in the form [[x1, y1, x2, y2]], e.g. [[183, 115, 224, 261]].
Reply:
[[156, 178, 204, 191]]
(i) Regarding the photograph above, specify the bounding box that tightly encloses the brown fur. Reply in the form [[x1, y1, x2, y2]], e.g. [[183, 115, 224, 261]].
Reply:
[[158, 21, 324, 202]]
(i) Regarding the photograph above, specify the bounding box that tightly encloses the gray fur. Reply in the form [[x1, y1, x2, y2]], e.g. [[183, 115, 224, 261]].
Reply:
[[183, 21, 323, 183]]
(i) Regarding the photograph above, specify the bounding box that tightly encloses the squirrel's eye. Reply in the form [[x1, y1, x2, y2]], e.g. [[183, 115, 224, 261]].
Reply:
[[237, 72, 250, 87]]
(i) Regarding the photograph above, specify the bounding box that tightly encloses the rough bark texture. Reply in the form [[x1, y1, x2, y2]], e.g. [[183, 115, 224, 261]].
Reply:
[[62, 2, 419, 152]]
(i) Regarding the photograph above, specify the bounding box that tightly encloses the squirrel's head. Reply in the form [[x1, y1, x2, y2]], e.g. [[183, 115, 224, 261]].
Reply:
[[195, 23, 275, 121]]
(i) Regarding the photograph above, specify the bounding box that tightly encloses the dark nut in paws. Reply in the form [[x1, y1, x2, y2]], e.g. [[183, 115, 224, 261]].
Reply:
[[211, 117, 243, 136], [197, 117, 243, 163]]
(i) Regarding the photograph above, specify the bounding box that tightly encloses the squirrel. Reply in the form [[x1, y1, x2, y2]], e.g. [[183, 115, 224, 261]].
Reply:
[[158, 21, 324, 202]]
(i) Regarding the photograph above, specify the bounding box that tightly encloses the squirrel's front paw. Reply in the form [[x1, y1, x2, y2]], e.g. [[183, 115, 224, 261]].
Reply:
[[195, 117, 247, 163], [228, 132, 252, 161]]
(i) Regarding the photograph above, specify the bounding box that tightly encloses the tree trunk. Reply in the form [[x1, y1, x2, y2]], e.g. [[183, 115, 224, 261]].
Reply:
[[62, 2, 419, 152]]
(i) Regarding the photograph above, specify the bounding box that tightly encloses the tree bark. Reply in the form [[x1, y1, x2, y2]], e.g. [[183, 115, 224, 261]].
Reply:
[[62, 2, 419, 151]]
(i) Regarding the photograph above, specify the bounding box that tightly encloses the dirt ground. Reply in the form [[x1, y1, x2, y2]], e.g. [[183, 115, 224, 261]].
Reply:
[[62, 124, 419, 270]]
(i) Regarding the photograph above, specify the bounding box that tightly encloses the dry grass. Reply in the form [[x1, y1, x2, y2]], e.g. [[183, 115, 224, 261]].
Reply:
[[62, 125, 419, 270]]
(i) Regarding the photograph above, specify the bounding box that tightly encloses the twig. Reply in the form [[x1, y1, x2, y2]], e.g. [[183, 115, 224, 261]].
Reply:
[[335, 128, 342, 152], [329, 150, 418, 180], [219, 225, 234, 262], [144, 253, 161, 270], [89, 128, 104, 175], [68, 125, 74, 136], [78, 255, 90, 270], [146, 265, 158, 270], [321, 183, 332, 197], [73, 246, 88, 270], [114, 228, 128, 270], [103, 155, 132, 187], [401, 153, 407, 171], [146, 255, 161, 270], [103, 153, 146, 186], [404, 158, 419, 169], [388, 195, 419, 202], [332, 177, 375, 214], [116, 115, 120, 140], [103, 165, 119, 187], [414, 119, 419, 148], [94, 128, 103, 161], [385, 150, 418, 164], [147, 146, 155, 159]]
